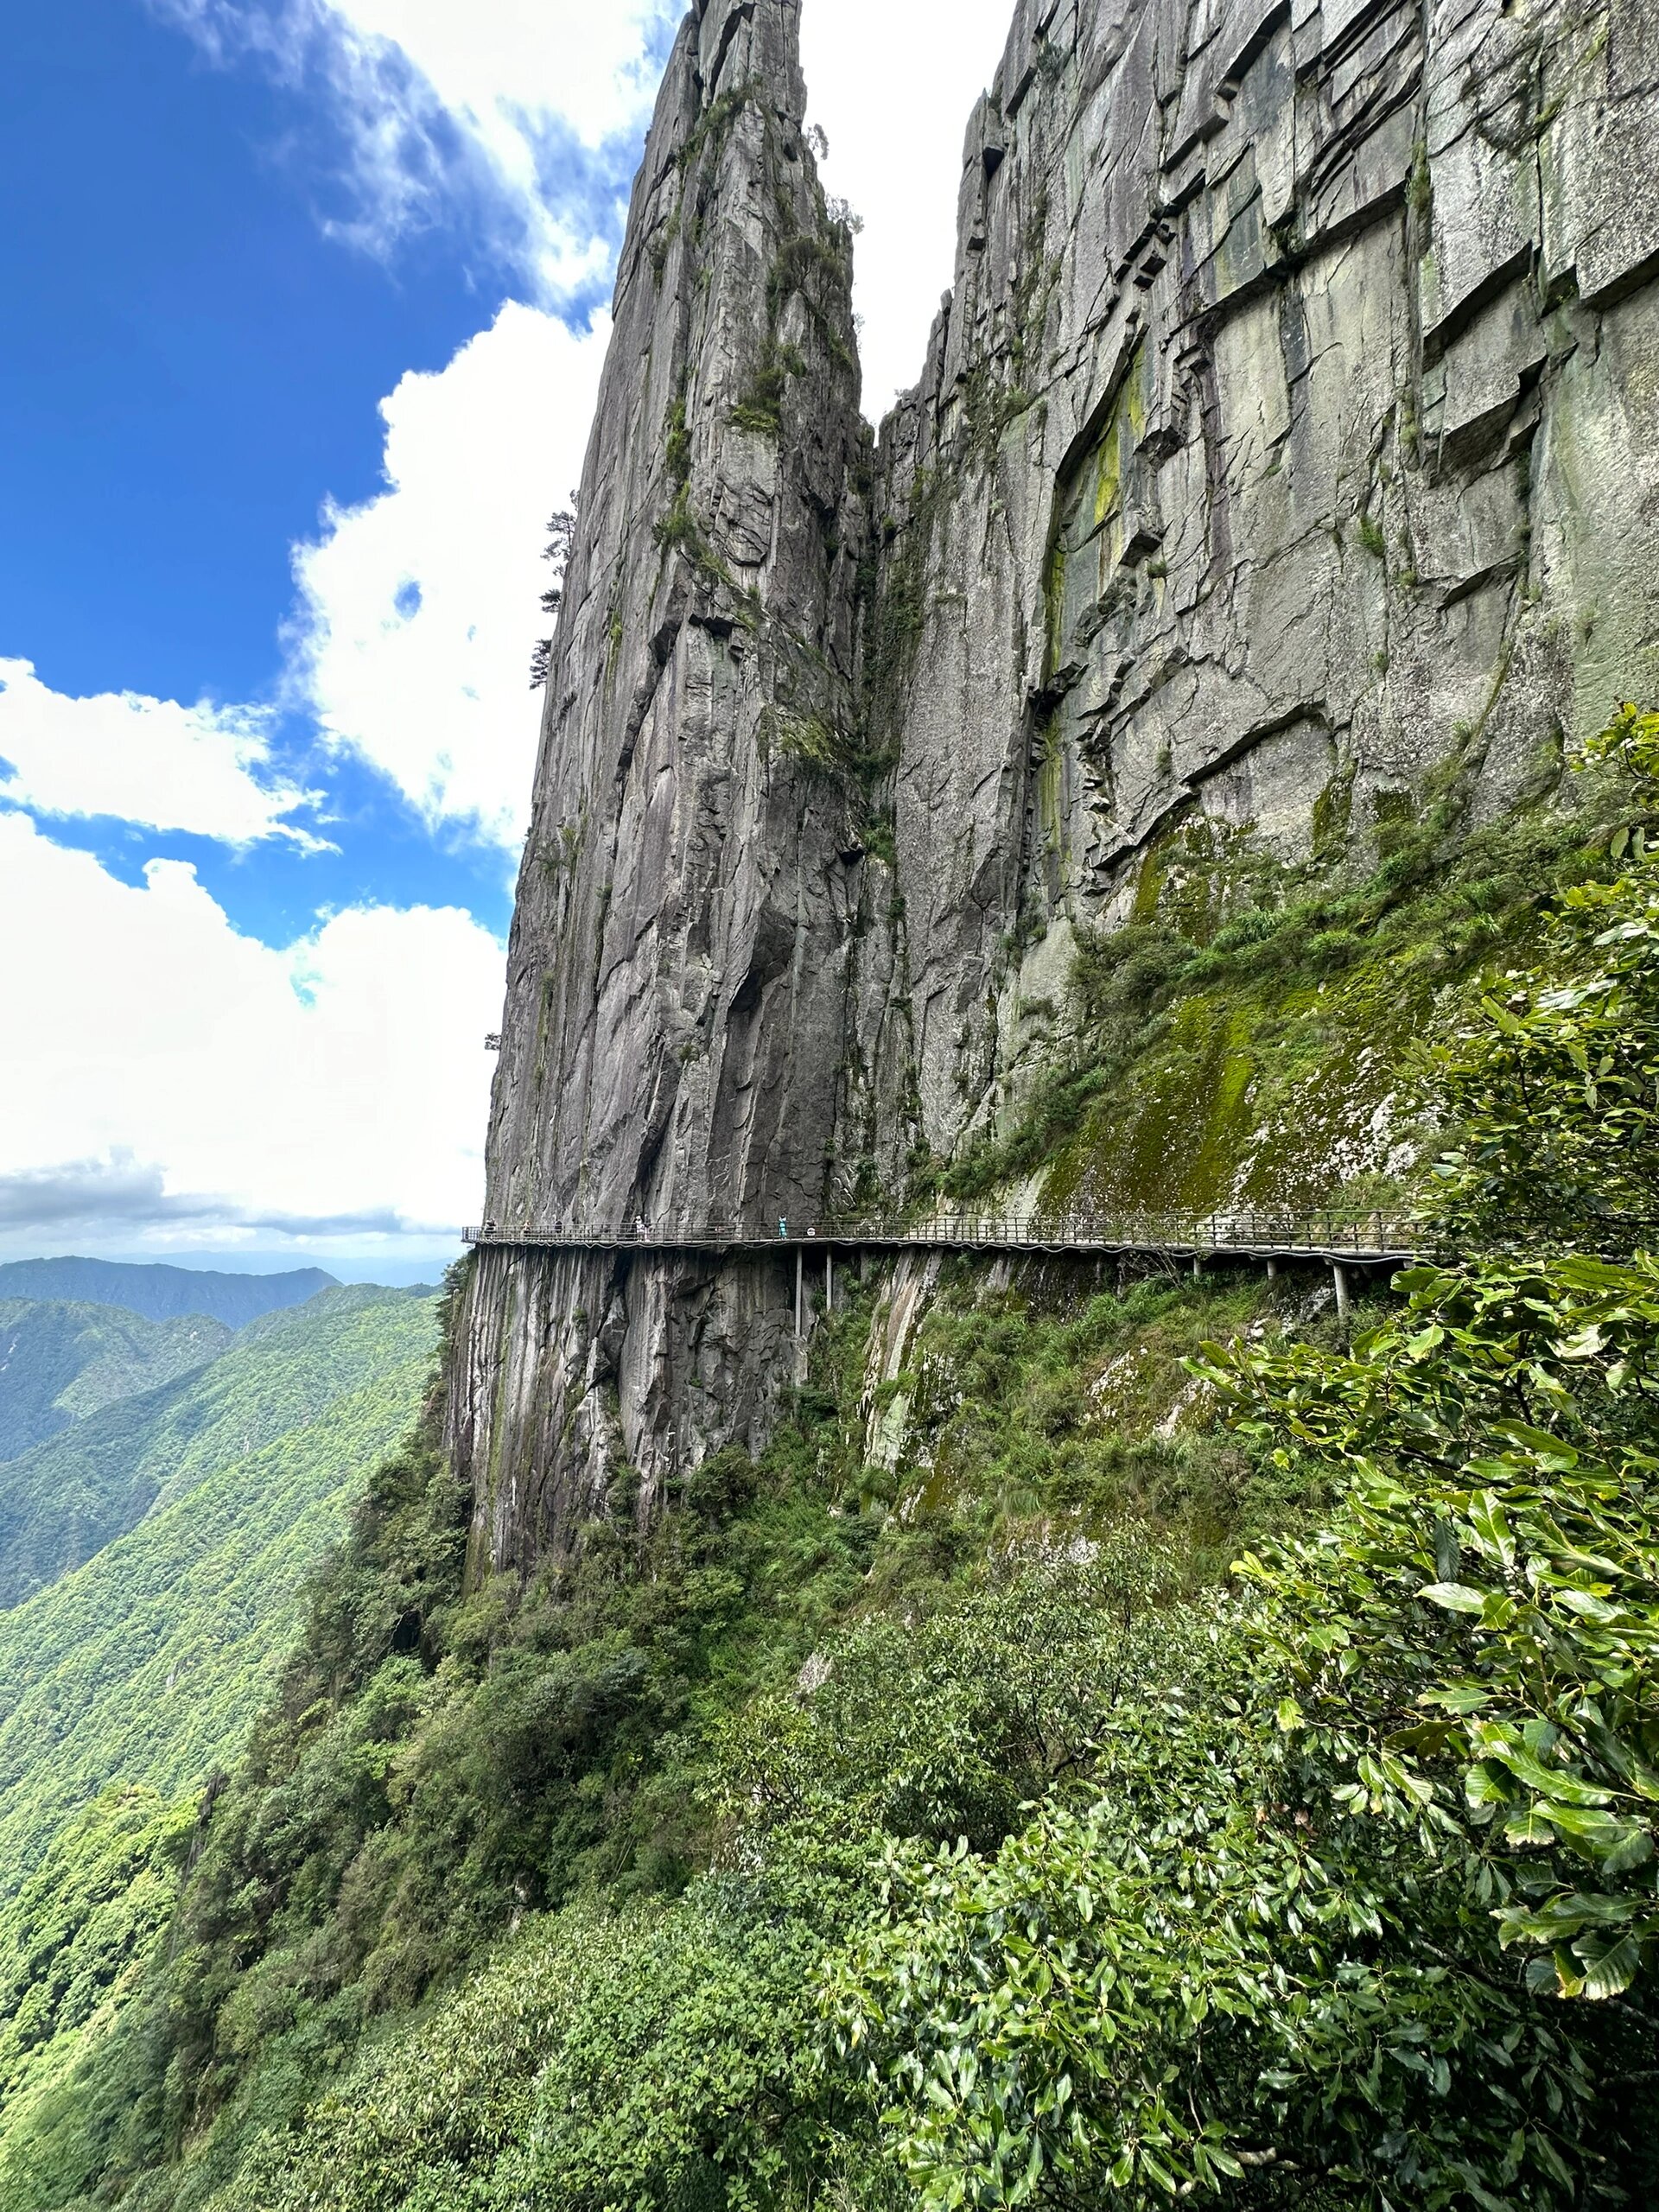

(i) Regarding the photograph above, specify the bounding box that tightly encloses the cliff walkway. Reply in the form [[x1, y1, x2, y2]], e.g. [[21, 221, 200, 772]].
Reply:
[[463, 1211, 1423, 1318]]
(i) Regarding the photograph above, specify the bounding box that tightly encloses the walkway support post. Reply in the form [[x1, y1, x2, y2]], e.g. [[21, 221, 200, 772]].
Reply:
[[826, 1251, 833, 1314], [1332, 1262, 1350, 1317], [795, 1249, 804, 1340]]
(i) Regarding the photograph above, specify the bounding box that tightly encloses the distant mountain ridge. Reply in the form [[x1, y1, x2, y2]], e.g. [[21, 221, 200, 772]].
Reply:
[[0, 1259, 339, 1329]]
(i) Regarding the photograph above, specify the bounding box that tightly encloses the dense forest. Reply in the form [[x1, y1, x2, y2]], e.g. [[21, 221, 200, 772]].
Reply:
[[3, 714, 1659, 2207], [0, 1288, 439, 2173], [0, 1301, 230, 1473]]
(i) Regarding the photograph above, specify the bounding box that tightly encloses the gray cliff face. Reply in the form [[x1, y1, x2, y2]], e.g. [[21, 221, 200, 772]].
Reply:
[[454, 0, 1659, 1571], [449, 0, 880, 1567], [868, 0, 1659, 1162]]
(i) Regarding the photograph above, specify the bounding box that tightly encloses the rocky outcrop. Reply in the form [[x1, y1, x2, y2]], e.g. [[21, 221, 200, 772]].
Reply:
[[868, 0, 1659, 1160], [448, 0, 881, 1567], [453, 0, 1659, 1571]]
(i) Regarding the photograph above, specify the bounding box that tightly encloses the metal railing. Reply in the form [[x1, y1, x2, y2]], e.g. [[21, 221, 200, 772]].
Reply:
[[461, 1207, 1422, 1265]]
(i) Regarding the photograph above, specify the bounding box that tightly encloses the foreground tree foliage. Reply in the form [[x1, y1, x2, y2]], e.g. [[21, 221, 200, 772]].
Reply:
[[8, 719, 1659, 2211], [838, 715, 1659, 2209]]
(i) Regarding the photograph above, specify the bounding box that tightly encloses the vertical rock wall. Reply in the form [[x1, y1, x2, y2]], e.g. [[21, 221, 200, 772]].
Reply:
[[448, 0, 880, 1567], [870, 0, 1659, 1160], [454, 0, 1659, 1573]]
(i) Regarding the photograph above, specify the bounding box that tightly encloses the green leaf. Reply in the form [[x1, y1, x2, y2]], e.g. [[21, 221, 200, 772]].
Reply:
[[1140, 2149, 1179, 2195], [1503, 1805, 1558, 1848], [1553, 1586, 1622, 1624], [1535, 1803, 1641, 1861], [1420, 1583, 1490, 1616], [1554, 1256, 1641, 1293], [1471, 1730, 1614, 1807], [1490, 1420, 1580, 1466], [1580, 1933, 1643, 2000], [1421, 1684, 1492, 1715], [1465, 1493, 1516, 1570], [1432, 1519, 1463, 1584]]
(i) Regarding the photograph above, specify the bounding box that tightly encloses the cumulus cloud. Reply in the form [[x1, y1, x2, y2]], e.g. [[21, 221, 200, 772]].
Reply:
[[326, 0, 678, 155], [0, 659, 324, 847], [149, 0, 1020, 419], [288, 301, 607, 844], [0, 813, 505, 1245], [802, 0, 1016, 416], [3, 305, 603, 858], [149, 0, 678, 299]]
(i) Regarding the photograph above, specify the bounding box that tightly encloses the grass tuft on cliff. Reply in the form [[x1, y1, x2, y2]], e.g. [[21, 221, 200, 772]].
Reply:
[[936, 778, 1633, 1219]]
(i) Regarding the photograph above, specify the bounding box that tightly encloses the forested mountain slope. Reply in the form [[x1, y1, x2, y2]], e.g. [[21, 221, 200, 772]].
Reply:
[[0, 1287, 440, 2171], [5, 715, 1659, 2208], [0, 1288, 430, 1610], [0, 1301, 231, 1465], [5, 0, 1659, 2198]]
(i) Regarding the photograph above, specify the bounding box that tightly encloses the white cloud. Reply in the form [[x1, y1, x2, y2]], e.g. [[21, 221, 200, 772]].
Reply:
[[802, 0, 1016, 416], [327, 0, 677, 153], [151, 0, 1020, 418], [0, 660, 322, 848], [0, 813, 504, 1244], [150, 0, 678, 299], [289, 300, 607, 845]]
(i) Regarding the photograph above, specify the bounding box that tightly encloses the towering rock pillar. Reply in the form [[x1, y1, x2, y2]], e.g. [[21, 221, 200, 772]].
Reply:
[[448, 0, 875, 1569]]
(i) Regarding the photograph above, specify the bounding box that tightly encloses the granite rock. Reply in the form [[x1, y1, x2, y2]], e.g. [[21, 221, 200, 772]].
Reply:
[[452, 0, 1659, 1569]]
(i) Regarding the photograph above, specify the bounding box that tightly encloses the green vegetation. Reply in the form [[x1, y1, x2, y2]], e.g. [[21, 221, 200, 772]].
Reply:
[[938, 760, 1634, 1217], [836, 716, 1659, 2208], [0, 1301, 229, 1470], [0, 1789, 193, 2183], [0, 1288, 437, 2186], [8, 718, 1659, 2210], [0, 1287, 440, 1885], [0, 1288, 432, 1610]]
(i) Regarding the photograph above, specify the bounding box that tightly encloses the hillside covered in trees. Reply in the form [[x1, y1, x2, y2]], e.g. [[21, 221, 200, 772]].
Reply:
[[0, 1301, 231, 1471], [7, 0, 1659, 2197], [2, 713, 1656, 2209], [0, 1287, 440, 2181]]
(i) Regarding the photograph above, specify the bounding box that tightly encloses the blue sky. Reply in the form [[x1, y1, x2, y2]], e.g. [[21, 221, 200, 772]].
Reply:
[[3, 0, 503, 710], [0, 0, 662, 947], [0, 0, 1014, 1276]]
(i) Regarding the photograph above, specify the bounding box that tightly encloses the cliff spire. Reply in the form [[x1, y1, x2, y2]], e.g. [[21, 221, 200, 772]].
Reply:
[[450, 0, 879, 1566]]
